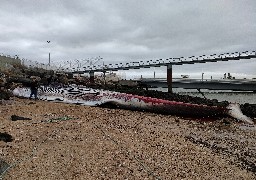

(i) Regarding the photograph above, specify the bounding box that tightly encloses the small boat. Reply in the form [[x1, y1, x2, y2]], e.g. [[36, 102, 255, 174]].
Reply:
[[12, 85, 254, 124]]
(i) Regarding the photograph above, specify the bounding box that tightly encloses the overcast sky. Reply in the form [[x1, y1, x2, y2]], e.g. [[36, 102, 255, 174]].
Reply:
[[1, 0, 256, 79]]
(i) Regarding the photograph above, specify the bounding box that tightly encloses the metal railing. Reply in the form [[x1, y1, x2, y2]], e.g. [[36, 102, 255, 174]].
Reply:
[[72, 50, 256, 73], [1, 51, 255, 74]]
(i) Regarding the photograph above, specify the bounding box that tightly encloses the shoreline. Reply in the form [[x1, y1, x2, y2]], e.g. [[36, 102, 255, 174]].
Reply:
[[0, 98, 255, 179]]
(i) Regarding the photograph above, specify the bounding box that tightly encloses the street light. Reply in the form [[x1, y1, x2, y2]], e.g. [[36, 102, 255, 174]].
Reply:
[[47, 40, 51, 66]]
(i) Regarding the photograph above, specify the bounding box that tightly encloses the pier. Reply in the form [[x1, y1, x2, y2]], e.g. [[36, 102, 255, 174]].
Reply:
[[137, 78, 256, 92], [69, 50, 256, 92]]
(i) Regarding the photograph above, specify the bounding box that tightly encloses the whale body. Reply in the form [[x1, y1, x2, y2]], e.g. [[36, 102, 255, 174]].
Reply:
[[12, 85, 254, 124]]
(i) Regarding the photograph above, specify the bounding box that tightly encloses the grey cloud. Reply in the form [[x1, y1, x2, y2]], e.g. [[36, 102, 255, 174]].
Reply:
[[0, 0, 255, 78]]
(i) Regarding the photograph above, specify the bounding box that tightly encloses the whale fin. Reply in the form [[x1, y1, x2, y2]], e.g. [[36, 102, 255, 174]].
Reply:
[[227, 103, 254, 124]]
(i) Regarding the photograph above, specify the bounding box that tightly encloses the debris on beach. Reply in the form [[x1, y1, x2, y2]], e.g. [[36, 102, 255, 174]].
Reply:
[[10, 115, 32, 121], [0, 133, 13, 142], [0, 159, 10, 176]]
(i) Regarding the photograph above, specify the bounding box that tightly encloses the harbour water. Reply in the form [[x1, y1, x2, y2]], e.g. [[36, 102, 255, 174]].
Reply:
[[150, 87, 256, 104]]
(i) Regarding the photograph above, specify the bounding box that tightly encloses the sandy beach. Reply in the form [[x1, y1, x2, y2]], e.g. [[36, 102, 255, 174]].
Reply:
[[0, 97, 255, 179]]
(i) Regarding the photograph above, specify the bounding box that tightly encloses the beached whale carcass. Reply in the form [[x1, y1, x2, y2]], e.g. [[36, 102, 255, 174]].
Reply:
[[12, 85, 254, 124]]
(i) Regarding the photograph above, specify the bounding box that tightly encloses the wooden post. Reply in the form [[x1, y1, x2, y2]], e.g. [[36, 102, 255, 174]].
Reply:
[[167, 64, 172, 93]]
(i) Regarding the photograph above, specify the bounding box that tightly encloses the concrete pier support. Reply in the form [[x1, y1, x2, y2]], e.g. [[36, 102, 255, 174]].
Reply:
[[89, 71, 95, 84], [167, 64, 172, 93]]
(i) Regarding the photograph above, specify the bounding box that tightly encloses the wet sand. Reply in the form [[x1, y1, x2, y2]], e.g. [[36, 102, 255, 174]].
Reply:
[[0, 98, 255, 179]]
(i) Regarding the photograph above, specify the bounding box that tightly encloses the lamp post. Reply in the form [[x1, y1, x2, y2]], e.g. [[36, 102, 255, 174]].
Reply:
[[47, 41, 51, 66], [202, 72, 204, 81]]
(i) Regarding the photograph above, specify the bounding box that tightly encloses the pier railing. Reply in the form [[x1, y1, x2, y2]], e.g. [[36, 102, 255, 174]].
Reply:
[[72, 50, 256, 74]]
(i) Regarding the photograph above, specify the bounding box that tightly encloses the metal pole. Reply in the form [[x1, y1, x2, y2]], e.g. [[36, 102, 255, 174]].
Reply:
[[48, 52, 51, 66], [47, 40, 51, 66]]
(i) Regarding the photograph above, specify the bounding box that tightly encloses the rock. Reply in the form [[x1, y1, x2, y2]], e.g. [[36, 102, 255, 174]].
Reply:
[[0, 77, 6, 87], [0, 72, 6, 86], [0, 89, 11, 100], [10, 115, 31, 121], [0, 132, 13, 142]]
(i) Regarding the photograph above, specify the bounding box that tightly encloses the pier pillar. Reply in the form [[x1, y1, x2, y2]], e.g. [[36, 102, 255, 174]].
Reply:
[[167, 64, 172, 93], [103, 71, 106, 85], [89, 71, 95, 84]]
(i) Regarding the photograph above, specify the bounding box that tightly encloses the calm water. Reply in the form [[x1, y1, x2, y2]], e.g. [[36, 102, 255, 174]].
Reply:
[[149, 88, 256, 104]]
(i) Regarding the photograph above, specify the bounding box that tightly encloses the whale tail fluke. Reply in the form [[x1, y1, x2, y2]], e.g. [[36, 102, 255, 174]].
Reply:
[[227, 103, 254, 124]]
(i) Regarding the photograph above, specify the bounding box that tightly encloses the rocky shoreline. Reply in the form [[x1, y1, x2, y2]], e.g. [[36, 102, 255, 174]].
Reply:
[[1, 64, 255, 118]]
